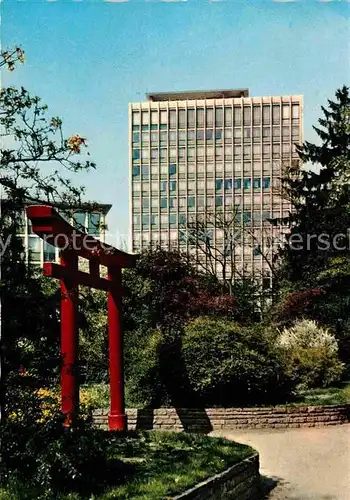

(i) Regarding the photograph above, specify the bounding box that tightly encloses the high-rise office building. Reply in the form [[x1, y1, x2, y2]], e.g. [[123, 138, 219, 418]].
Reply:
[[129, 89, 303, 285]]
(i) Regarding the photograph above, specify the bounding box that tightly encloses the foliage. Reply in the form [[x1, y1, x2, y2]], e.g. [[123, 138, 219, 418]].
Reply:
[[0, 418, 116, 499], [78, 288, 109, 384], [0, 430, 255, 500], [181, 317, 294, 406], [276, 86, 350, 289], [122, 247, 239, 334], [273, 288, 325, 326], [278, 319, 345, 389]]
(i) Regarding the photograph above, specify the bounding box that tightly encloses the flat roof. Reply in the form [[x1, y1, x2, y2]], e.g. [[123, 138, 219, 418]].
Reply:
[[147, 89, 249, 101]]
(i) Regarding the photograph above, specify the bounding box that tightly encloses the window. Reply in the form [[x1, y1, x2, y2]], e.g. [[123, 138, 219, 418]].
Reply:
[[142, 215, 149, 228], [243, 178, 251, 190], [188, 109, 195, 128], [225, 128, 232, 140], [44, 241, 56, 262], [133, 149, 140, 160], [233, 128, 242, 139], [253, 106, 261, 125], [151, 215, 158, 227], [224, 107, 232, 126], [151, 148, 158, 160], [282, 105, 290, 120], [243, 212, 251, 225], [28, 236, 41, 262], [234, 178, 241, 190], [206, 108, 214, 127], [160, 198, 167, 209], [197, 108, 205, 128], [282, 126, 290, 138], [263, 144, 271, 156], [142, 198, 150, 209], [187, 148, 195, 160], [169, 198, 176, 208], [179, 214, 186, 225], [141, 111, 149, 129], [272, 105, 280, 124], [292, 104, 299, 119], [169, 109, 176, 129], [160, 131, 167, 144], [169, 164, 176, 175], [215, 129, 223, 140], [177, 109, 185, 129], [169, 180, 177, 192], [188, 197, 195, 208], [215, 108, 223, 127], [206, 129, 214, 141], [244, 128, 251, 139], [263, 105, 270, 125], [88, 213, 101, 236], [234, 107, 242, 126], [160, 181, 167, 192], [253, 127, 260, 139], [160, 110, 167, 126], [234, 145, 242, 158], [225, 145, 232, 157], [263, 177, 271, 189], [253, 144, 261, 156], [243, 106, 251, 126], [133, 132, 140, 144], [141, 149, 149, 161], [160, 148, 167, 160], [73, 212, 86, 230], [215, 196, 223, 207], [133, 165, 140, 177], [169, 131, 176, 143], [224, 178, 232, 190], [197, 130, 205, 141], [187, 130, 195, 142], [253, 178, 261, 189], [132, 111, 140, 126], [215, 178, 223, 190], [151, 110, 158, 128]]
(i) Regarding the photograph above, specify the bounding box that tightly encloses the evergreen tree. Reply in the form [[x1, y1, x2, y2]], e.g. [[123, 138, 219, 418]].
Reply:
[[277, 86, 350, 288]]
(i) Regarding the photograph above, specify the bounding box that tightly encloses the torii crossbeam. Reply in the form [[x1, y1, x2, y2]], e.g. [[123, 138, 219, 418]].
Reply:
[[26, 205, 137, 431]]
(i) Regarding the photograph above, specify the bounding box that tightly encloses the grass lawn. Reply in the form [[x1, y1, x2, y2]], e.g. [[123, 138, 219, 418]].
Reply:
[[0, 431, 255, 500], [81, 381, 350, 410]]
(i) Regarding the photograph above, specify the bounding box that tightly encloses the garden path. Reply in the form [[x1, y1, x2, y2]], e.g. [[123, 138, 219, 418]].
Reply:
[[211, 424, 350, 499]]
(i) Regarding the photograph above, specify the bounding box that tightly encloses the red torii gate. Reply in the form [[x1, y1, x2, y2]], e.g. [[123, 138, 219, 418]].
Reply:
[[26, 205, 137, 431]]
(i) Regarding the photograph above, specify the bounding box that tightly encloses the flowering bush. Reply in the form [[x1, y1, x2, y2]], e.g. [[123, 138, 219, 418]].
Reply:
[[278, 319, 345, 389]]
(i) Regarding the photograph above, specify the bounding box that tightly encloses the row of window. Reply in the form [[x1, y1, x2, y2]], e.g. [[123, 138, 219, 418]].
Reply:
[[216, 177, 271, 190], [133, 211, 273, 229], [133, 126, 299, 145], [132, 104, 300, 129], [17, 211, 102, 237], [132, 143, 297, 163], [134, 177, 271, 195]]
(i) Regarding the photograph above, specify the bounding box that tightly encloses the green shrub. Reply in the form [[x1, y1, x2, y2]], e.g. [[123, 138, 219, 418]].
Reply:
[[0, 418, 117, 499], [181, 317, 294, 406], [278, 319, 345, 390]]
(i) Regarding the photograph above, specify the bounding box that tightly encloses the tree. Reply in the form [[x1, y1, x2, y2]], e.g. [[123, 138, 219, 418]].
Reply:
[[276, 86, 350, 289], [0, 46, 97, 423]]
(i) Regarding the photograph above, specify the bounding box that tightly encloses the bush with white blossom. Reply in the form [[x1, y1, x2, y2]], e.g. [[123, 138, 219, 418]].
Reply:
[[278, 319, 344, 390]]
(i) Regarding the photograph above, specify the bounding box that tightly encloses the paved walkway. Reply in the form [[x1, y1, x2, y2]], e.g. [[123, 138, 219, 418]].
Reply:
[[211, 424, 350, 499]]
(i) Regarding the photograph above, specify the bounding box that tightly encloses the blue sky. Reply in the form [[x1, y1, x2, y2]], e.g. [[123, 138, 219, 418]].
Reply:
[[2, 0, 349, 245]]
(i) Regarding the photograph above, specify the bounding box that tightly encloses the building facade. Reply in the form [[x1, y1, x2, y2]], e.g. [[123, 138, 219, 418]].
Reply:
[[16, 203, 111, 268], [129, 89, 303, 285]]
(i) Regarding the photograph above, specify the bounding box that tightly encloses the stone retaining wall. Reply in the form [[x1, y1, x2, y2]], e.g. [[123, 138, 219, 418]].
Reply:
[[92, 404, 350, 432], [172, 453, 260, 500]]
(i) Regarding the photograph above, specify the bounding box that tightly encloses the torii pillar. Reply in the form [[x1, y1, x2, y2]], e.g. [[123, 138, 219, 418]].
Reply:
[[26, 205, 137, 431]]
